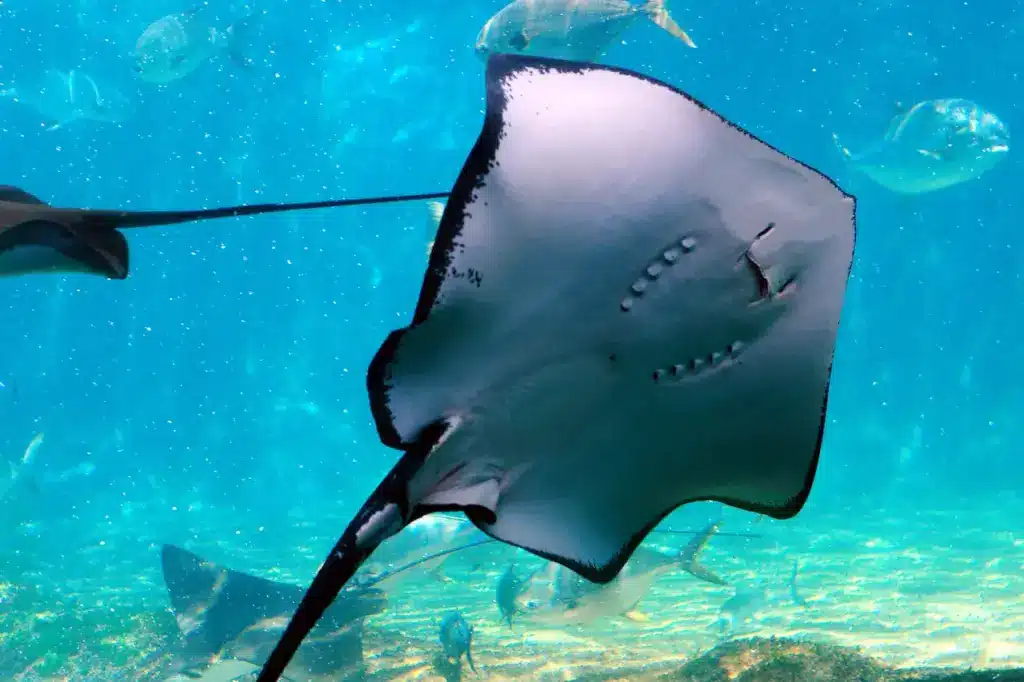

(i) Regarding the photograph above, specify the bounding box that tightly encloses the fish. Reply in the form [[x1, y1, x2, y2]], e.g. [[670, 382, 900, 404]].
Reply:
[[253, 52, 857, 682], [475, 0, 696, 63], [142, 544, 388, 682], [0, 433, 44, 503], [0, 69, 134, 131], [495, 563, 537, 626], [715, 559, 810, 634], [512, 528, 728, 626], [133, 6, 257, 84], [496, 522, 743, 626], [715, 582, 768, 633], [833, 98, 1009, 194], [438, 611, 476, 675], [0, 186, 448, 280]]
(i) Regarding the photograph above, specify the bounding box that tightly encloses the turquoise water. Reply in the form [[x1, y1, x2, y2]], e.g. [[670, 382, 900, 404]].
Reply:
[[0, 1, 1022, 680]]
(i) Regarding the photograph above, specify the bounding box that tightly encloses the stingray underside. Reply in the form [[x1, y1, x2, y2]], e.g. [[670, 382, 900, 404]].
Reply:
[[368, 54, 857, 583]]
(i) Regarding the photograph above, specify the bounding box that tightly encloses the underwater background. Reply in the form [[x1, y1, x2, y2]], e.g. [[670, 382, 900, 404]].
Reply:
[[0, 0, 1022, 680]]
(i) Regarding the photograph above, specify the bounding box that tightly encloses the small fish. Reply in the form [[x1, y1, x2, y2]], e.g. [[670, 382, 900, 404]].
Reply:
[[475, 0, 696, 63], [134, 6, 256, 84], [439, 611, 476, 674], [495, 563, 534, 626], [715, 582, 768, 634], [833, 98, 1009, 194]]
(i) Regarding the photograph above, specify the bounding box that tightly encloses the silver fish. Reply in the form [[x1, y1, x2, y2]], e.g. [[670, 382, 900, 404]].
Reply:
[[833, 98, 1009, 194], [475, 0, 696, 63], [514, 532, 725, 626], [134, 6, 253, 84]]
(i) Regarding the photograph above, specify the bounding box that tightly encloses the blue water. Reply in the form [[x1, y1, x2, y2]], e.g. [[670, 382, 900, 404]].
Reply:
[[0, 1, 1022, 680]]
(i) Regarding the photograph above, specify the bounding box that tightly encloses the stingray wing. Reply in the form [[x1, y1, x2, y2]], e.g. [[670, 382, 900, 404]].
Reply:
[[0, 187, 129, 278], [368, 54, 856, 582]]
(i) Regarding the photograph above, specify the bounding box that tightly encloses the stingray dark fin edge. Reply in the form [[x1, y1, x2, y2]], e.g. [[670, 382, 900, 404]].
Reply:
[[407, 58, 512, 327], [366, 328, 411, 449], [482, 53, 855, 200]]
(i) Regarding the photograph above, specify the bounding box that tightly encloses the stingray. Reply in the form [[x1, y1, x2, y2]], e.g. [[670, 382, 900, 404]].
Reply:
[[148, 545, 388, 682], [254, 53, 857, 682], [145, 541, 498, 681], [0, 186, 448, 279]]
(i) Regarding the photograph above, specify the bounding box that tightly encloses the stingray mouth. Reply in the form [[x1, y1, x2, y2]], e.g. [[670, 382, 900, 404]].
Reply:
[[651, 341, 744, 384], [742, 223, 798, 304]]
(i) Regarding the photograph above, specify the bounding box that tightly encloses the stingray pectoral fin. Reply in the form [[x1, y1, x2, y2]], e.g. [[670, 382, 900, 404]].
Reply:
[[0, 219, 129, 279]]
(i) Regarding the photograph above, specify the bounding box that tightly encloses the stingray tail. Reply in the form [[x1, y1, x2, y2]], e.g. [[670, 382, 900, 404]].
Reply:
[[644, 0, 697, 48], [82, 191, 451, 231], [254, 445, 437, 682]]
